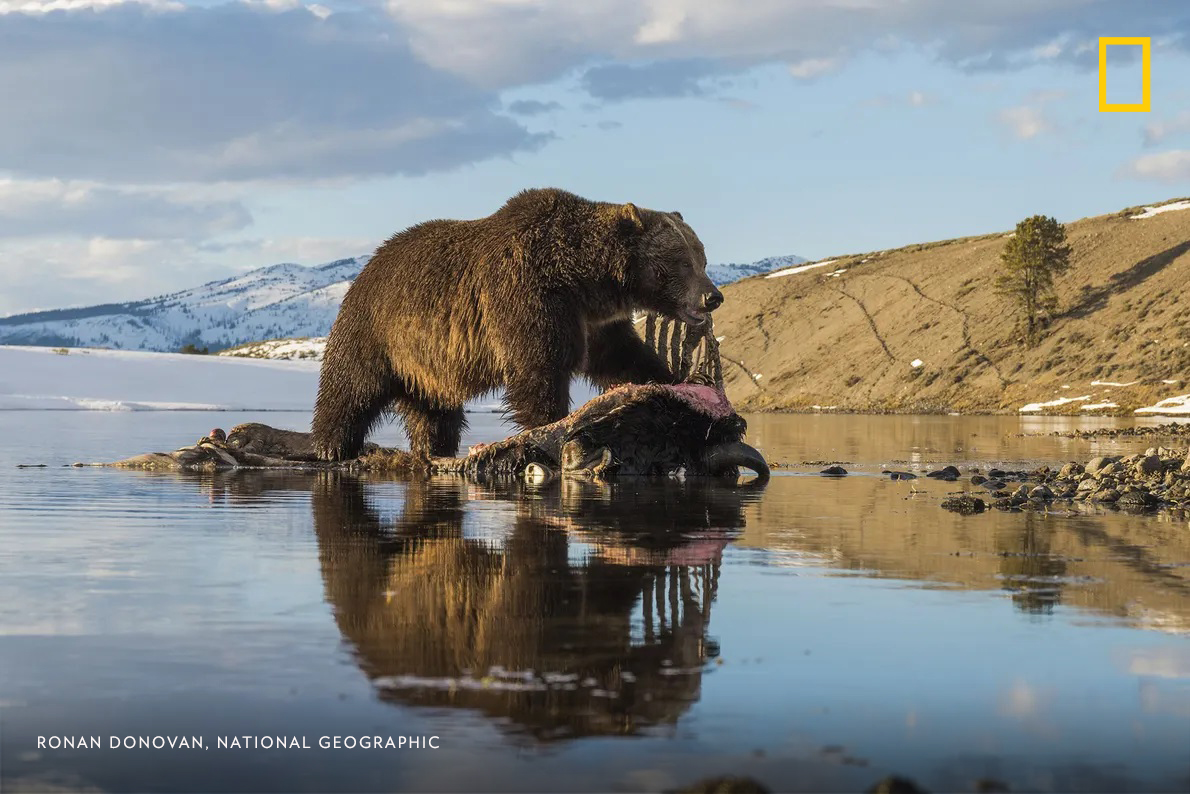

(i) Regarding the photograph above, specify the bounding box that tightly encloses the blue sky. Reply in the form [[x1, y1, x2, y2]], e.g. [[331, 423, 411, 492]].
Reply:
[[0, 0, 1187, 314]]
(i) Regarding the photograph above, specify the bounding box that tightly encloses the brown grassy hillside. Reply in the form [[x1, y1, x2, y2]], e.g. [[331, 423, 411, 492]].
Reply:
[[714, 199, 1190, 415]]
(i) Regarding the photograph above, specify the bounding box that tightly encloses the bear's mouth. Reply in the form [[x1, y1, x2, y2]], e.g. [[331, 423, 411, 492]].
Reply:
[[678, 306, 708, 326]]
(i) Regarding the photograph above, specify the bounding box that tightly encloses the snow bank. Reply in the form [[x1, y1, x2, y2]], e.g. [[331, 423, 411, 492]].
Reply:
[[1080, 402, 1119, 411], [1135, 394, 1190, 415], [0, 345, 598, 413], [1090, 380, 1138, 387], [1019, 395, 1090, 412], [1130, 200, 1190, 220], [765, 260, 836, 279]]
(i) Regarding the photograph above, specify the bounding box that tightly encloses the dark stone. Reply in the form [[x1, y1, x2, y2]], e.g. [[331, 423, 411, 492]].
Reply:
[[866, 777, 929, 794], [1117, 490, 1158, 508], [820, 465, 848, 476], [674, 777, 770, 794], [941, 495, 986, 515]]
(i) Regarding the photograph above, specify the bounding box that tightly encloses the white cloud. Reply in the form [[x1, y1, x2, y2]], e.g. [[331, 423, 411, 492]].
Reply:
[[0, 0, 177, 13], [385, 0, 1190, 91], [1144, 111, 1190, 147], [0, 4, 545, 183], [788, 56, 840, 80], [998, 105, 1050, 140], [198, 235, 376, 264], [996, 90, 1065, 140], [1118, 150, 1190, 184], [0, 179, 251, 239], [0, 234, 373, 315], [0, 238, 196, 314]]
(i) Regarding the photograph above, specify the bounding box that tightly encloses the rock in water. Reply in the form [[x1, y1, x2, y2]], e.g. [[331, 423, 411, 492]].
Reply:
[[820, 465, 848, 476], [674, 777, 771, 794], [1086, 455, 1121, 475], [941, 495, 986, 515]]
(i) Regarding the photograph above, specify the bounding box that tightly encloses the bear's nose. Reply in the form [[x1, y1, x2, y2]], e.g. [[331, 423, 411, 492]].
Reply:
[[704, 289, 724, 312]]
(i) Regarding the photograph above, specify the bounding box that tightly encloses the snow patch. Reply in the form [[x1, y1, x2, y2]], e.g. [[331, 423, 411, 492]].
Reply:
[[765, 259, 836, 279], [1135, 394, 1190, 415], [1130, 200, 1190, 219], [1019, 395, 1090, 412], [220, 337, 327, 361], [1080, 402, 1119, 411], [1090, 380, 1138, 387], [910, 359, 923, 368]]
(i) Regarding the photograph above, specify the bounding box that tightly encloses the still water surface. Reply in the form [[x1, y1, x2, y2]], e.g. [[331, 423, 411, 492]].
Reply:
[[1, 411, 1188, 793]]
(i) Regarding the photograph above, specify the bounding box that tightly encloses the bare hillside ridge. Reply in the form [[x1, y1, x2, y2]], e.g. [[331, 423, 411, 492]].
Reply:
[[713, 199, 1190, 415]]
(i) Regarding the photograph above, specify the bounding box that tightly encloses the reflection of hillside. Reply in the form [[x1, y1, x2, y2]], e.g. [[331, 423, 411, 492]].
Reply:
[[738, 477, 1190, 631], [743, 413, 1147, 467], [310, 476, 761, 742]]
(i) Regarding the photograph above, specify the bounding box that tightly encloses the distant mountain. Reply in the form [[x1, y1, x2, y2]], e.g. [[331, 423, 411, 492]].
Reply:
[[707, 254, 807, 286], [0, 257, 367, 351], [0, 251, 805, 352]]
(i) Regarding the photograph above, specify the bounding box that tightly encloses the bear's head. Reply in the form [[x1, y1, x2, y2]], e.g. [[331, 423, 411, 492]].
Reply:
[[620, 204, 723, 326]]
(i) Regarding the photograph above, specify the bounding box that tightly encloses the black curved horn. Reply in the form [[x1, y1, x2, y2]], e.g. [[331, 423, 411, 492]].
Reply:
[[703, 441, 770, 484]]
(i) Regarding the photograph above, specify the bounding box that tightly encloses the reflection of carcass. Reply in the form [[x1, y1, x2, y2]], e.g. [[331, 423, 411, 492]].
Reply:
[[81, 383, 768, 484], [314, 476, 760, 741]]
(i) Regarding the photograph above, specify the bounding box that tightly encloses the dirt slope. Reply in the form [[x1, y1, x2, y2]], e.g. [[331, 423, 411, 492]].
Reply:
[[714, 199, 1190, 415]]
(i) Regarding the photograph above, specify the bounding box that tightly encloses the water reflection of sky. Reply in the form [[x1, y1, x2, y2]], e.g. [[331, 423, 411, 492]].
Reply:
[[1, 410, 1188, 793]]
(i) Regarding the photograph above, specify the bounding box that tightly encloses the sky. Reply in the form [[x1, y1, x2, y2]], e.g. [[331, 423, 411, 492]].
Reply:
[[0, 0, 1187, 315]]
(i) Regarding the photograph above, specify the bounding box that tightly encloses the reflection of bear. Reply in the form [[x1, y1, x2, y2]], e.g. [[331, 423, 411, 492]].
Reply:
[[311, 188, 724, 461], [310, 475, 758, 741]]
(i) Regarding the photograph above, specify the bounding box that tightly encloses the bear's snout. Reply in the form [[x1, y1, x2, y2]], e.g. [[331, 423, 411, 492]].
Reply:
[[703, 288, 723, 312]]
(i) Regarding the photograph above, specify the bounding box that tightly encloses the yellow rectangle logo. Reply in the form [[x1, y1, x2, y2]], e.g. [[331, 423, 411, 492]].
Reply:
[[1099, 36, 1150, 112]]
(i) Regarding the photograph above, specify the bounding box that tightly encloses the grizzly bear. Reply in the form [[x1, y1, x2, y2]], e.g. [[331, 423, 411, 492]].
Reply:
[[311, 187, 724, 461]]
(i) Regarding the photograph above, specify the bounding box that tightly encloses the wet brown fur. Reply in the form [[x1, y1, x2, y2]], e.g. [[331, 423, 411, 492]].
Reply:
[[312, 188, 723, 460]]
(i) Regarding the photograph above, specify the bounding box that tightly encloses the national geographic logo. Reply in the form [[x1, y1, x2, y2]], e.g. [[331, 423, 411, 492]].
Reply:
[[1099, 36, 1150, 112]]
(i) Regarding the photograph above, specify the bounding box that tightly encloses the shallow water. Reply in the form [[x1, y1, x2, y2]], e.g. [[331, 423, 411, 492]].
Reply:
[[2, 411, 1189, 794]]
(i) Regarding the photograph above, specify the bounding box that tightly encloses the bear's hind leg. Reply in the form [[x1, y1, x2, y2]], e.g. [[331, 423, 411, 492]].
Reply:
[[398, 400, 467, 458], [312, 355, 399, 461]]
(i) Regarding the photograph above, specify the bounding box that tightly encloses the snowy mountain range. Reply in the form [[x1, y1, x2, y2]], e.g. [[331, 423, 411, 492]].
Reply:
[[0, 252, 805, 352]]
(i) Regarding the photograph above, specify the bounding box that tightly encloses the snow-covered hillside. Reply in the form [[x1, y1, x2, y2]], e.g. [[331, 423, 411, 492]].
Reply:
[[707, 254, 807, 286], [0, 257, 366, 352], [0, 251, 803, 353]]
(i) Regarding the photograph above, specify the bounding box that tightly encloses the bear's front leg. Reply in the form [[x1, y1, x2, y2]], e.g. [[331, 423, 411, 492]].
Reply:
[[494, 298, 583, 430], [505, 364, 572, 430]]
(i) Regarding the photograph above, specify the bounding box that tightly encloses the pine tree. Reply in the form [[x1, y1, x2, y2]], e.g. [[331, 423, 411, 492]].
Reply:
[[995, 215, 1072, 346]]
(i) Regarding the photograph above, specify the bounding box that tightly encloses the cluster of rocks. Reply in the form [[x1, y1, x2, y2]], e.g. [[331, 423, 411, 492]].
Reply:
[[939, 446, 1190, 514], [1035, 422, 1190, 440], [674, 774, 1006, 794]]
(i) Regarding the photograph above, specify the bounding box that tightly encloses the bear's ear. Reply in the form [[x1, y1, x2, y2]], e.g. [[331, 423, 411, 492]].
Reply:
[[671, 211, 683, 220], [620, 202, 645, 231]]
